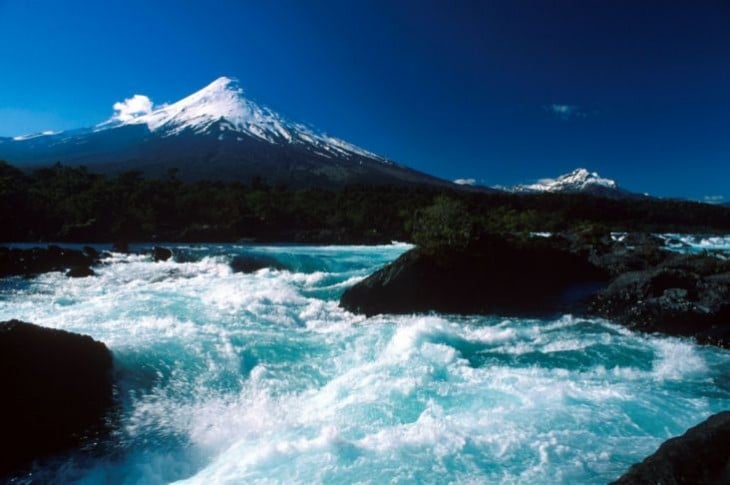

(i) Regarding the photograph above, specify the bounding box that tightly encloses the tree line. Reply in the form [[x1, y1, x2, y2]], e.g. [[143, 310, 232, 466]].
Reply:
[[1, 161, 728, 244]]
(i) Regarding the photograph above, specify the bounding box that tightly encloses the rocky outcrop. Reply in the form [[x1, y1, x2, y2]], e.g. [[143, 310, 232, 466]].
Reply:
[[341, 236, 609, 317], [613, 411, 730, 484], [551, 230, 670, 276], [0, 246, 96, 278], [341, 232, 730, 347], [0, 320, 115, 477], [589, 254, 730, 347]]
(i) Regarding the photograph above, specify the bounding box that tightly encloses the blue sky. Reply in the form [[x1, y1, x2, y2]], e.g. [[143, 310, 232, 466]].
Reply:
[[1, 0, 728, 200]]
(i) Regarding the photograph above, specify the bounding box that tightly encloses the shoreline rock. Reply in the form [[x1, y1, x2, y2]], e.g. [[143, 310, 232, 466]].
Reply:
[[0, 320, 115, 478], [0, 246, 96, 278], [612, 411, 730, 484]]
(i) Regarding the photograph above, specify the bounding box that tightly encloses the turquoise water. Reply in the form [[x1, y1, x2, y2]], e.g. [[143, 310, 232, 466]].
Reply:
[[1, 242, 730, 484]]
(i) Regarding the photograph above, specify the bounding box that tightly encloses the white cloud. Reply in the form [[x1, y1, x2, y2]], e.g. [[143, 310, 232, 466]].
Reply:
[[704, 195, 725, 204], [111, 94, 154, 122], [453, 178, 477, 186], [546, 104, 584, 120]]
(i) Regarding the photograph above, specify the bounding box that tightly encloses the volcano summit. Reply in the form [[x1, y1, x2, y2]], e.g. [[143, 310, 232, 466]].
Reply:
[[0, 77, 449, 188]]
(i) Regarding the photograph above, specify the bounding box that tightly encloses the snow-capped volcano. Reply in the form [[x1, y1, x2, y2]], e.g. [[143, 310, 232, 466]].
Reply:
[[97, 77, 385, 162], [510, 168, 628, 196], [0, 77, 448, 188]]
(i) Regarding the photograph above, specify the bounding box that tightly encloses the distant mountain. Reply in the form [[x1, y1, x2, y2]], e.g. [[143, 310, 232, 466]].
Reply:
[[0, 77, 452, 188], [508, 168, 637, 198]]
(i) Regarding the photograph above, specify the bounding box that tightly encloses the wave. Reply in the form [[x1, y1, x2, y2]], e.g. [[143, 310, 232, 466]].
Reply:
[[1, 245, 728, 484]]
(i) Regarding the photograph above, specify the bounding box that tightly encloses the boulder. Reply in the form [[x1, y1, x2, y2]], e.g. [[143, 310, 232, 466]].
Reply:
[[341, 235, 609, 317], [0, 246, 95, 278], [613, 411, 730, 484], [66, 266, 95, 278], [152, 246, 173, 262], [230, 254, 286, 273], [0, 320, 114, 477]]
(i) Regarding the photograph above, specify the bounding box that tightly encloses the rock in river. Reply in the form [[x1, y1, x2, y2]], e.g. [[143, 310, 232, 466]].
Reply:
[[0, 245, 95, 278], [341, 235, 609, 317], [612, 411, 730, 485], [0, 320, 115, 477]]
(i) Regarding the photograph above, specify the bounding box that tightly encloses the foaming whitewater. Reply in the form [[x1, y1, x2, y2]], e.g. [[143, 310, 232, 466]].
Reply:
[[1, 243, 729, 484]]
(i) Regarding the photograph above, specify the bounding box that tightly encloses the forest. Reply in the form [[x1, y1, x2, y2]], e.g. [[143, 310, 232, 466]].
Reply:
[[1, 161, 729, 244]]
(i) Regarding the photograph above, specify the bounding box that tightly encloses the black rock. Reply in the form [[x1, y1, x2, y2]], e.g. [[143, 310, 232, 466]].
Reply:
[[589, 253, 730, 347], [0, 320, 114, 477], [66, 266, 95, 278], [0, 246, 95, 277], [82, 245, 100, 259], [152, 246, 173, 262], [551, 230, 670, 276], [112, 241, 129, 253], [341, 235, 609, 317], [613, 411, 730, 485], [230, 254, 286, 273], [621, 232, 665, 249]]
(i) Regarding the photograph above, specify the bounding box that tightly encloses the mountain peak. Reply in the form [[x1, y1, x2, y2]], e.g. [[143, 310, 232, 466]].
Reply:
[[88, 76, 387, 164], [202, 75, 238, 91], [512, 168, 620, 194], [4, 76, 409, 186]]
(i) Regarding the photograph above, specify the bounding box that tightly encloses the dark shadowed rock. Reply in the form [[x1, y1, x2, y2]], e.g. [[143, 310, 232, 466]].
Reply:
[[66, 265, 95, 278], [341, 235, 609, 317], [82, 245, 100, 259], [612, 411, 730, 485], [589, 253, 730, 347], [230, 254, 287, 273], [153, 246, 173, 262], [112, 241, 129, 253], [551, 230, 670, 276], [0, 246, 95, 277], [0, 320, 114, 477], [340, 231, 730, 347]]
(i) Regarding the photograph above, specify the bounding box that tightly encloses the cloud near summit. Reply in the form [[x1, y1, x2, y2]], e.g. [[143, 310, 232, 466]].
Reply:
[[112, 94, 154, 122]]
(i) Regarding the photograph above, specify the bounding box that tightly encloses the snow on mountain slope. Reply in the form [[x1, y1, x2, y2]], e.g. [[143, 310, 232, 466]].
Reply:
[[12, 130, 60, 141], [1, 77, 462, 188], [96, 76, 388, 163], [513, 168, 620, 193]]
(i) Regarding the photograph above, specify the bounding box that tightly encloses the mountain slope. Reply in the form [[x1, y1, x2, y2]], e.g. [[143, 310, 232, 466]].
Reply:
[[0, 77, 451, 188]]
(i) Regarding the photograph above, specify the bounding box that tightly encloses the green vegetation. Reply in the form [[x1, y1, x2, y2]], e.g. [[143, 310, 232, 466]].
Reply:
[[1, 161, 729, 244]]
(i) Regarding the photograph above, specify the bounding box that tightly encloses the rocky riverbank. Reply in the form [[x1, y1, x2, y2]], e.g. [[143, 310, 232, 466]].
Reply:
[[0, 245, 98, 278], [0, 244, 181, 278], [341, 231, 730, 348]]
